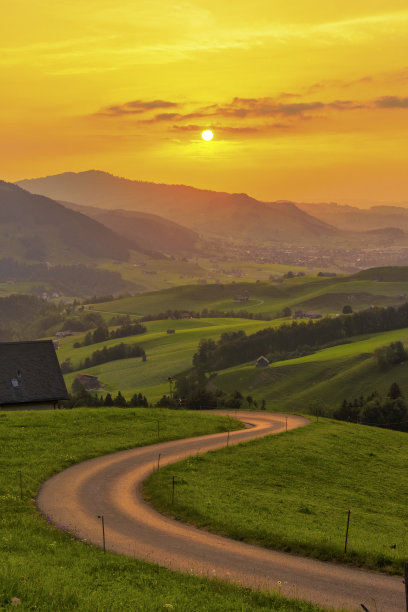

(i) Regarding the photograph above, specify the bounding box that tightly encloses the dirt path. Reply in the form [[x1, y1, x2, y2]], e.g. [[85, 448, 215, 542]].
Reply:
[[36, 412, 405, 612]]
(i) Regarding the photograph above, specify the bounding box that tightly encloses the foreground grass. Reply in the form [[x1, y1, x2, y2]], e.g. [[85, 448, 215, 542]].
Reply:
[[0, 408, 330, 612], [144, 419, 408, 575]]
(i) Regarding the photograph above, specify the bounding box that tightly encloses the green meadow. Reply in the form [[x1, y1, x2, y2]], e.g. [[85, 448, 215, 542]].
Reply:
[[0, 408, 331, 612], [106, 256, 310, 293], [59, 317, 281, 401], [144, 418, 408, 575], [212, 327, 408, 411], [90, 272, 408, 319]]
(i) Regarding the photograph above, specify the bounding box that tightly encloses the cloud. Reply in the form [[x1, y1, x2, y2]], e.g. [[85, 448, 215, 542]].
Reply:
[[374, 96, 408, 108], [97, 99, 179, 116]]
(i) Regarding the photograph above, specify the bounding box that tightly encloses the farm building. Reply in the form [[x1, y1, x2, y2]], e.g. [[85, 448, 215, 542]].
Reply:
[[166, 329, 176, 334], [255, 355, 269, 368], [74, 373, 102, 390], [0, 340, 68, 410]]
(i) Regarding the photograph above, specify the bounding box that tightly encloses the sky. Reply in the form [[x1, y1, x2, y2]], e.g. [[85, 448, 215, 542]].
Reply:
[[1, 1, 408, 204]]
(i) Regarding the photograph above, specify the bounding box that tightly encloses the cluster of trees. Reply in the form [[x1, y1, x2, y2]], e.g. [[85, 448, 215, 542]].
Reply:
[[66, 386, 148, 408], [155, 371, 266, 411], [0, 258, 126, 297], [374, 341, 408, 369], [61, 342, 146, 373], [334, 383, 408, 432], [73, 319, 146, 348], [140, 308, 272, 323], [0, 293, 66, 341], [192, 303, 408, 372]]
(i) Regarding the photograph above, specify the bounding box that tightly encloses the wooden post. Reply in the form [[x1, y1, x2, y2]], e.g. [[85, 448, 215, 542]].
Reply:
[[98, 515, 106, 553], [344, 509, 351, 554], [172, 475, 175, 504]]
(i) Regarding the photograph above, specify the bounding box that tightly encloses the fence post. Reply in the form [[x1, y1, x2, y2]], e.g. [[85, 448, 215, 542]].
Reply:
[[344, 509, 351, 554], [98, 515, 106, 553], [18, 470, 23, 500]]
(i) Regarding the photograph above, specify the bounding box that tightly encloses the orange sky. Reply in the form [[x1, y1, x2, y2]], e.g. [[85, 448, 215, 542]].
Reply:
[[1, 1, 408, 204]]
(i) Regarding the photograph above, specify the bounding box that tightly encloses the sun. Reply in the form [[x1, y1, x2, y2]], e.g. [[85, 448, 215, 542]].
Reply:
[[201, 129, 214, 141]]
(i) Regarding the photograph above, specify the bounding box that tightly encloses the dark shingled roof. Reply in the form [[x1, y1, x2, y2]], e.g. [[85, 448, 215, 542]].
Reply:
[[0, 340, 68, 406]]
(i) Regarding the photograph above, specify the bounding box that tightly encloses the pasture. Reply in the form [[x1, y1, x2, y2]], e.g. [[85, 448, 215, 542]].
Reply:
[[212, 327, 408, 411], [145, 418, 408, 575], [89, 272, 408, 319], [0, 408, 329, 612], [59, 317, 279, 401]]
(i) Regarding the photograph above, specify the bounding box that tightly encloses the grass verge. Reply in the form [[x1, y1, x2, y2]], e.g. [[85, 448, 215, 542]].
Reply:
[[0, 407, 331, 611], [144, 418, 408, 575]]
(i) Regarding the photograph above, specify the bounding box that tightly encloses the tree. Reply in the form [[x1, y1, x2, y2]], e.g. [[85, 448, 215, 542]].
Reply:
[[104, 393, 113, 406], [113, 391, 127, 407], [282, 306, 292, 317], [342, 305, 353, 314], [387, 382, 403, 399]]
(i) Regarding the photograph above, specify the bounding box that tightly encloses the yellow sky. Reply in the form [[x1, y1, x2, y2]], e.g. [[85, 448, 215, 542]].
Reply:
[[1, 1, 408, 203]]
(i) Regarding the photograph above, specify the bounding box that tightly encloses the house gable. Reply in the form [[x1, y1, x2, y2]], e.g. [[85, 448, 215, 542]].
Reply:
[[0, 340, 68, 408]]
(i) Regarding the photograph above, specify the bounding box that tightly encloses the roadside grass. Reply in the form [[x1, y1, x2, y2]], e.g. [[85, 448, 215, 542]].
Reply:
[[213, 327, 408, 410], [0, 407, 331, 612], [144, 419, 408, 575]]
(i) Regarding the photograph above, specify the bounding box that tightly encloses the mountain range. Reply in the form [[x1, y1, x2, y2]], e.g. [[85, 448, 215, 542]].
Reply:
[[18, 170, 341, 245]]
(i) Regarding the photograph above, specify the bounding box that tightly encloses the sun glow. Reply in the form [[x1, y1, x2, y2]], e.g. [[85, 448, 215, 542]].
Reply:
[[202, 130, 214, 141]]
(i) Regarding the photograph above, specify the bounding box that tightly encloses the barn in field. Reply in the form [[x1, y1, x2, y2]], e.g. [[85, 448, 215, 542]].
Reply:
[[0, 340, 68, 410], [255, 355, 269, 368]]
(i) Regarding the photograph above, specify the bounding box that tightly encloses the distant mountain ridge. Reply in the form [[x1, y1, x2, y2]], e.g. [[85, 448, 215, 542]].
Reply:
[[17, 170, 341, 245], [59, 200, 200, 256], [297, 202, 408, 233], [0, 180, 132, 263]]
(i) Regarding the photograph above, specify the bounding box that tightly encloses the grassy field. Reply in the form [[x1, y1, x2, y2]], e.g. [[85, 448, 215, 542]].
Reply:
[[106, 256, 310, 293], [59, 318, 408, 411], [144, 418, 408, 575], [212, 327, 408, 411], [58, 317, 282, 401], [0, 407, 332, 612], [89, 273, 408, 319]]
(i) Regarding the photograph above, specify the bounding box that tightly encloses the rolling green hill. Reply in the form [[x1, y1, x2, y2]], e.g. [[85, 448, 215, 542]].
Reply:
[[211, 327, 408, 412], [145, 418, 408, 574], [58, 317, 278, 401], [88, 270, 408, 319]]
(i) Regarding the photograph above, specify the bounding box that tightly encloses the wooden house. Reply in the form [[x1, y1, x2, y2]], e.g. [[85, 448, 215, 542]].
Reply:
[[0, 340, 68, 410]]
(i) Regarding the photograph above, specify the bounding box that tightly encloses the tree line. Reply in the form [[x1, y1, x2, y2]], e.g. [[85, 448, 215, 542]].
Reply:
[[0, 258, 125, 297], [334, 383, 408, 432], [73, 320, 146, 348], [192, 303, 408, 372], [61, 342, 146, 373]]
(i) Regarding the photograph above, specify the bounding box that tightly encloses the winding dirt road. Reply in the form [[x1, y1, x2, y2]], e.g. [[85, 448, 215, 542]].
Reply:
[[37, 412, 405, 612]]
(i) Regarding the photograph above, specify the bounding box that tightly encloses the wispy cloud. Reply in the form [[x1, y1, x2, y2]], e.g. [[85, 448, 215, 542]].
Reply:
[[98, 100, 179, 117], [91, 91, 408, 141], [374, 96, 408, 108]]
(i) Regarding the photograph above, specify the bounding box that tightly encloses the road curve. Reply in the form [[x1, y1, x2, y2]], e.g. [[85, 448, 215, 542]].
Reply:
[[37, 412, 405, 612]]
